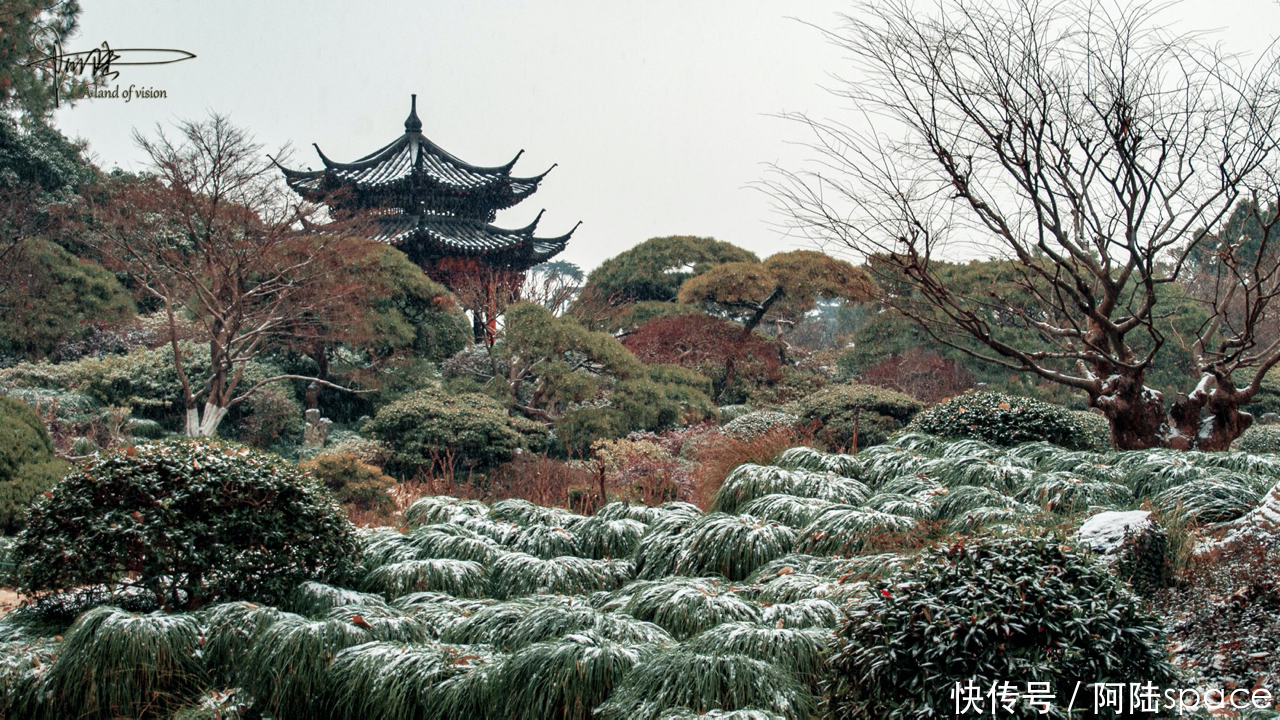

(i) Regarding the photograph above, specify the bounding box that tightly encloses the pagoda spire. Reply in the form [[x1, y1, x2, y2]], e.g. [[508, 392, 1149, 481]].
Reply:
[[405, 94, 423, 133]]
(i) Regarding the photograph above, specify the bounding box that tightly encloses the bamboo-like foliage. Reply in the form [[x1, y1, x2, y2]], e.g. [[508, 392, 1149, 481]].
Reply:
[[713, 465, 870, 514], [883, 432, 945, 455], [506, 523, 582, 559], [855, 445, 933, 486], [497, 631, 657, 719], [424, 648, 507, 719], [286, 581, 390, 617], [363, 558, 489, 599], [876, 474, 943, 497], [325, 641, 459, 720], [575, 516, 649, 559], [711, 465, 801, 513], [750, 572, 841, 604], [43, 606, 206, 719], [0, 638, 57, 720], [242, 613, 374, 718], [408, 524, 508, 564], [682, 622, 832, 685], [325, 605, 433, 643], [932, 485, 1030, 521], [595, 500, 668, 524], [759, 598, 842, 629], [439, 596, 565, 646], [390, 591, 492, 635], [740, 494, 835, 528], [502, 603, 673, 650], [360, 529, 421, 571], [1153, 476, 1270, 523], [935, 438, 1003, 460], [489, 498, 584, 527], [635, 509, 703, 580], [746, 554, 834, 582], [199, 601, 288, 686], [795, 506, 917, 555], [403, 495, 489, 528], [1014, 472, 1133, 513], [655, 709, 787, 719], [861, 492, 937, 519], [676, 513, 797, 581], [947, 505, 1037, 533], [596, 650, 815, 720], [622, 577, 759, 640], [916, 457, 1035, 491], [774, 447, 863, 477], [455, 515, 521, 544], [490, 553, 634, 599]]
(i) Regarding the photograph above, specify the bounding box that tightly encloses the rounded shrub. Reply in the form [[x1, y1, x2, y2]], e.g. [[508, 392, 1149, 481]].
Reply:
[[797, 384, 923, 451], [1234, 423, 1280, 453], [0, 395, 68, 534], [909, 390, 1101, 449], [826, 534, 1176, 719], [299, 452, 396, 514], [369, 386, 546, 476], [11, 438, 358, 610]]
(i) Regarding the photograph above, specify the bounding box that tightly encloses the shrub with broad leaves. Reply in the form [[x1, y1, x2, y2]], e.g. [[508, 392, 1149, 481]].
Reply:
[[11, 438, 358, 610], [826, 534, 1175, 719]]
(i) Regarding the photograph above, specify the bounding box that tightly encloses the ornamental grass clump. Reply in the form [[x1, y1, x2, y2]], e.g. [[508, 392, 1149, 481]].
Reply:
[[682, 622, 832, 686], [574, 515, 649, 559], [597, 649, 815, 720], [42, 606, 206, 719], [758, 598, 842, 629], [740, 494, 835, 528], [496, 631, 657, 720], [490, 553, 634, 599], [794, 505, 917, 555], [362, 558, 489, 599], [0, 638, 58, 720], [506, 523, 581, 559], [826, 534, 1175, 720], [403, 495, 489, 527], [241, 613, 375, 719], [674, 513, 797, 581], [198, 601, 288, 687], [285, 581, 389, 617], [621, 577, 759, 640], [408, 523, 508, 564], [324, 642, 460, 720]]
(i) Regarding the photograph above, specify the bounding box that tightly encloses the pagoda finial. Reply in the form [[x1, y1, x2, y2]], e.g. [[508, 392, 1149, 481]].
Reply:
[[405, 94, 423, 133]]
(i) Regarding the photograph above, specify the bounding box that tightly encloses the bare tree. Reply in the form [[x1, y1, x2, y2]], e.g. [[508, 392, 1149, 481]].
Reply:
[[768, 0, 1280, 450], [91, 113, 373, 436]]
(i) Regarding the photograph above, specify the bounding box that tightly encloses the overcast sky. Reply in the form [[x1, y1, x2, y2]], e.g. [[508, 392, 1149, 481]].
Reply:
[[53, 0, 1280, 272]]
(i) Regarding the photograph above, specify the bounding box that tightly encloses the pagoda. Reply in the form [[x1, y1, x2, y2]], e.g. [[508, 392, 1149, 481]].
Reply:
[[277, 95, 578, 342]]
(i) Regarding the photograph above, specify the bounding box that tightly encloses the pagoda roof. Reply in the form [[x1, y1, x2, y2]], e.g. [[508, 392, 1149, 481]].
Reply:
[[276, 95, 553, 217], [374, 211, 581, 270]]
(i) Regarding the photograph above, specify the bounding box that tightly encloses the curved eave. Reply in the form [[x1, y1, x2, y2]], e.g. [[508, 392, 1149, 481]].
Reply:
[[376, 213, 574, 268]]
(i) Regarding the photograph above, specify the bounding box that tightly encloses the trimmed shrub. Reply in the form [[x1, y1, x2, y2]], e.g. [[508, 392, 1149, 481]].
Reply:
[[722, 411, 799, 441], [11, 438, 358, 610], [909, 390, 1098, 449], [299, 452, 396, 514], [369, 386, 544, 475], [797, 384, 923, 451], [0, 395, 68, 534], [826, 535, 1176, 719], [1234, 423, 1280, 453]]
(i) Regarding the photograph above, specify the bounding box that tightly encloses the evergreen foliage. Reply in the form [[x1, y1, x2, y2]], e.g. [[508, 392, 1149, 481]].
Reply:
[[11, 438, 358, 610], [0, 394, 67, 533]]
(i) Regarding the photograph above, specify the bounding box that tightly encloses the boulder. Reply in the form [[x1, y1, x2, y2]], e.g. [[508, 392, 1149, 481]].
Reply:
[[1075, 510, 1171, 593]]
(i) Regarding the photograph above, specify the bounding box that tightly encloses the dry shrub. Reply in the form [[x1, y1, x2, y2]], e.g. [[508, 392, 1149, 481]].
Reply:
[[484, 454, 596, 508], [689, 426, 813, 509], [856, 348, 974, 404]]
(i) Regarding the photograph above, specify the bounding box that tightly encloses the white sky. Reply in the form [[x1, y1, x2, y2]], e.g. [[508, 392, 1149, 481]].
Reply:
[[52, 0, 1280, 273]]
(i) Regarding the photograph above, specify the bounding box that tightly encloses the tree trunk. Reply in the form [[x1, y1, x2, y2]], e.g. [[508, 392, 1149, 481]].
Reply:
[[184, 403, 229, 437], [1092, 373, 1168, 451], [1169, 379, 1255, 451]]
